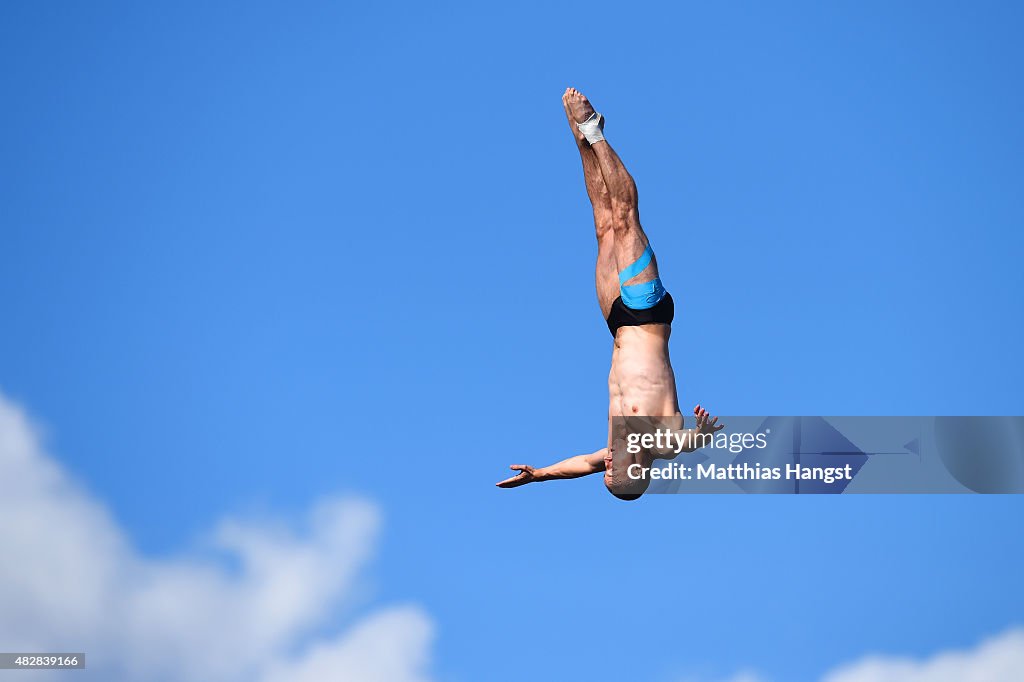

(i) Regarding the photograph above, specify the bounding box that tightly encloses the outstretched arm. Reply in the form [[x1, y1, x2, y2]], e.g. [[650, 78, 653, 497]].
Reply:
[[496, 448, 607, 488]]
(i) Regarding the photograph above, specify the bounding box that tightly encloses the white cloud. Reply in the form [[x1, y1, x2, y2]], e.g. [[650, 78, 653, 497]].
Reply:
[[0, 390, 434, 682], [683, 629, 1023, 682], [822, 628, 1024, 682]]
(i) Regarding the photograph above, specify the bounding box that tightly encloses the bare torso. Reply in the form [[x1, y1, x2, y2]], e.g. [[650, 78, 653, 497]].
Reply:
[[608, 323, 680, 419], [604, 322, 682, 494]]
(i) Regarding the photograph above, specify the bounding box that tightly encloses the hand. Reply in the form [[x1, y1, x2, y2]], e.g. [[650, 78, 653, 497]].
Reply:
[[693, 404, 725, 435], [496, 464, 541, 488]]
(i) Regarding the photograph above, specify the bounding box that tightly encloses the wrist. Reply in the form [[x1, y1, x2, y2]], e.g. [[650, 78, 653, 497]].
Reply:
[[534, 467, 554, 481]]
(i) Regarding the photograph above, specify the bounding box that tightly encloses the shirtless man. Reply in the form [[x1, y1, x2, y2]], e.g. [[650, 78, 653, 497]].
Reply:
[[495, 88, 724, 500]]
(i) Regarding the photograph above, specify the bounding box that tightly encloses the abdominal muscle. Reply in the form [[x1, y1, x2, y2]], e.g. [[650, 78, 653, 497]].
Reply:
[[608, 324, 680, 419]]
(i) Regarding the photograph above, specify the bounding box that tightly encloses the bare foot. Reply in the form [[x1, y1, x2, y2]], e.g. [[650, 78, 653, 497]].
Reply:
[[564, 87, 598, 125], [561, 89, 588, 146]]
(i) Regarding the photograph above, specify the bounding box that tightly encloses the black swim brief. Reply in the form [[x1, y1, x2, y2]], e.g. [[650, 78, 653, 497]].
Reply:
[[606, 292, 674, 336]]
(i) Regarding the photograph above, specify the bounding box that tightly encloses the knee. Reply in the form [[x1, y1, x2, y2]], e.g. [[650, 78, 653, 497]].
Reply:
[[610, 202, 638, 235], [594, 209, 616, 239]]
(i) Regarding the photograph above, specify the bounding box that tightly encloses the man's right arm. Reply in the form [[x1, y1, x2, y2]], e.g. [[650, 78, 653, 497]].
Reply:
[[495, 449, 607, 488]]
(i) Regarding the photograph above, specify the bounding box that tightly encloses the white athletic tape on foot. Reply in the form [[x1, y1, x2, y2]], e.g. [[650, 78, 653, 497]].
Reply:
[[577, 112, 605, 145]]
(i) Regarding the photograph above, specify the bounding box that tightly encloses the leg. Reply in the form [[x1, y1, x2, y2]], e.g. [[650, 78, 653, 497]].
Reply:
[[565, 89, 661, 289], [562, 90, 619, 319]]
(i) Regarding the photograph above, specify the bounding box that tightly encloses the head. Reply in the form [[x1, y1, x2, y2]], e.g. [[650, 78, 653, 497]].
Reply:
[[603, 454, 650, 501]]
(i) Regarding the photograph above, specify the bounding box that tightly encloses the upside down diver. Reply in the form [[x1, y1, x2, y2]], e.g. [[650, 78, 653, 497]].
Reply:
[[495, 88, 724, 500]]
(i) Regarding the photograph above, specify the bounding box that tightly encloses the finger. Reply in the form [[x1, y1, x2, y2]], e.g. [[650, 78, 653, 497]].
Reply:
[[510, 464, 527, 471], [710, 416, 719, 426], [497, 473, 527, 487]]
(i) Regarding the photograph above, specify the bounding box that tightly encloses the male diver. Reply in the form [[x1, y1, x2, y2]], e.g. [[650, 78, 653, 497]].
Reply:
[[495, 88, 724, 500]]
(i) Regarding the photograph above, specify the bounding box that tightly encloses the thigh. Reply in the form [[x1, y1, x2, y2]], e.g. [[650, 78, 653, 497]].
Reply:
[[613, 211, 661, 285], [596, 233, 619, 318]]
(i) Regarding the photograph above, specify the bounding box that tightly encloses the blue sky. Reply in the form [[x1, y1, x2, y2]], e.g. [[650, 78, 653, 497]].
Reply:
[[1, 1, 1023, 680]]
